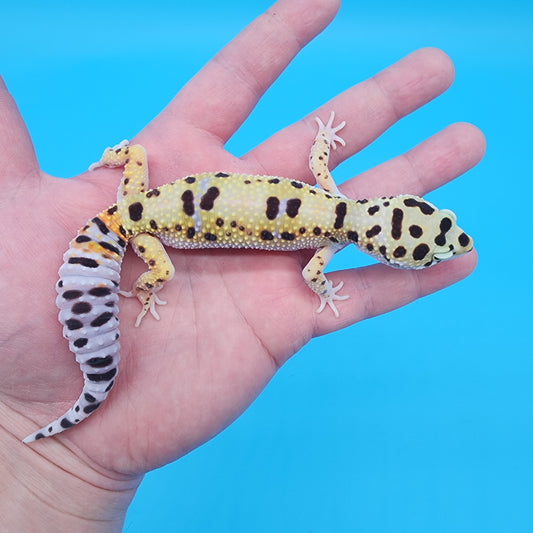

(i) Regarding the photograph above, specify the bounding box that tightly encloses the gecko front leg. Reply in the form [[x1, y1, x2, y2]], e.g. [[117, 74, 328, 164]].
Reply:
[[309, 111, 346, 196], [302, 243, 349, 318]]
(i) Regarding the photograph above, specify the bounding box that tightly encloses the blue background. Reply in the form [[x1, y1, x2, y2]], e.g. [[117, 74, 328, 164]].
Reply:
[[2, 1, 532, 531]]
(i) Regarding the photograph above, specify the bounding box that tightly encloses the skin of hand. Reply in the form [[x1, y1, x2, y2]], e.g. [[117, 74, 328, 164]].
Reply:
[[0, 0, 484, 530]]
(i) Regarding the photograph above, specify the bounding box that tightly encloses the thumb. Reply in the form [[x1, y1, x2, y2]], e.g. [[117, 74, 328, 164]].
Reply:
[[0, 75, 39, 182]]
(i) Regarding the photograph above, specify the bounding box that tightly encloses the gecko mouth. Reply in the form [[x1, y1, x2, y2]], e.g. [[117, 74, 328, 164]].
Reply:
[[433, 249, 455, 262]]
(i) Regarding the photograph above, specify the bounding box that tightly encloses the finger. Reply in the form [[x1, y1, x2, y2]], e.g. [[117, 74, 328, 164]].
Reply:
[[151, 0, 340, 142], [312, 249, 477, 337], [341, 121, 486, 199], [246, 47, 455, 179], [0, 76, 39, 180]]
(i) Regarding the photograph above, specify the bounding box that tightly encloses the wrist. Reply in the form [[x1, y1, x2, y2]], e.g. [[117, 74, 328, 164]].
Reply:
[[0, 401, 141, 533]]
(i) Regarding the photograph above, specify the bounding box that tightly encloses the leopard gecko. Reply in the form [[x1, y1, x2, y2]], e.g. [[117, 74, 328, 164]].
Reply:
[[23, 112, 473, 443]]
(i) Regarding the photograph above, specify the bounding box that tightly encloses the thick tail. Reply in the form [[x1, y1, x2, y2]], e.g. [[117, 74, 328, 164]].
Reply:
[[23, 214, 126, 443]]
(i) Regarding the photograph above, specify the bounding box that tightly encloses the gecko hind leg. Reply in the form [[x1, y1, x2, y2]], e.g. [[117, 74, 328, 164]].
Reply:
[[120, 233, 175, 327]]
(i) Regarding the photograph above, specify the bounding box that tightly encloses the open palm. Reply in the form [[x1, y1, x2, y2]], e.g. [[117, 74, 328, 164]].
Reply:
[[0, 0, 483, 522]]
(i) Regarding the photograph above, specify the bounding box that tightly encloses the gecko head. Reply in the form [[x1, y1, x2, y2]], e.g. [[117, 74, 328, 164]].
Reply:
[[429, 209, 473, 265]]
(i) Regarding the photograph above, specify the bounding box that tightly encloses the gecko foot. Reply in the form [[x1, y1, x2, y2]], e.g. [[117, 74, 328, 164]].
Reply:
[[315, 111, 346, 150], [315, 280, 349, 318], [119, 288, 167, 327]]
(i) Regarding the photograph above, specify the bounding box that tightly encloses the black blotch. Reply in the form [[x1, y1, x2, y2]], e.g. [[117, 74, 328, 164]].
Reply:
[[261, 230, 274, 240], [334, 202, 347, 229], [86, 355, 114, 368], [60, 418, 75, 429], [187, 227, 196, 239], [391, 208, 404, 240], [90, 312, 114, 327], [185, 176, 196, 183], [35, 433, 46, 440], [200, 187, 220, 210], [128, 202, 144, 221], [65, 318, 83, 330], [204, 233, 217, 241], [72, 301, 92, 315], [366, 244, 374, 251], [84, 393, 97, 403], [266, 196, 280, 220], [75, 235, 91, 244], [393, 246, 407, 258], [107, 205, 118, 215], [83, 403, 101, 414], [92, 217, 109, 234], [368, 205, 380, 216], [215, 172, 229, 178], [286, 198, 302, 218], [291, 180, 303, 189], [86, 368, 117, 383], [365, 225, 382, 238], [149, 220, 158, 230], [181, 190, 195, 217], [458, 232, 470, 247], [347, 230, 358, 242], [216, 218, 224, 227], [99, 241, 120, 255], [62, 290, 83, 300], [89, 287, 112, 297], [313, 227, 321, 236], [105, 380, 115, 392], [409, 225, 423, 238], [69, 257, 99, 268], [74, 337, 88, 348], [281, 232, 295, 241], [434, 217, 453, 246], [413, 243, 430, 261], [268, 178, 280, 184], [403, 197, 435, 215]]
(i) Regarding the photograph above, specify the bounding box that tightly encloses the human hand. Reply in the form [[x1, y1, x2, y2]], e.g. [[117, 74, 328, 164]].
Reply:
[[0, 0, 483, 529]]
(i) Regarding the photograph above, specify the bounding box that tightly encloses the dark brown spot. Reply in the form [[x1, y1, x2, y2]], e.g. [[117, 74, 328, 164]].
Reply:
[[334, 202, 347, 229], [393, 246, 407, 258], [403, 197, 435, 215], [90, 312, 114, 327], [413, 243, 430, 261], [68, 257, 99, 268], [92, 217, 109, 235], [128, 202, 144, 221], [181, 190, 195, 217], [347, 230, 358, 242], [409, 225, 423, 238], [200, 187, 220, 210], [391, 208, 404, 240], [286, 198, 302, 218], [72, 302, 92, 314], [62, 290, 83, 300], [266, 196, 280, 220], [365, 225, 382, 238]]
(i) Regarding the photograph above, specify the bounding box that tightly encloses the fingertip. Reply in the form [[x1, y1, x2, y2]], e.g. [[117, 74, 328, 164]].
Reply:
[[449, 121, 487, 162], [413, 47, 455, 90]]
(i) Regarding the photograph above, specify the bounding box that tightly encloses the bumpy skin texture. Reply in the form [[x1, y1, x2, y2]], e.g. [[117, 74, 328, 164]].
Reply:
[[22, 113, 472, 443]]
